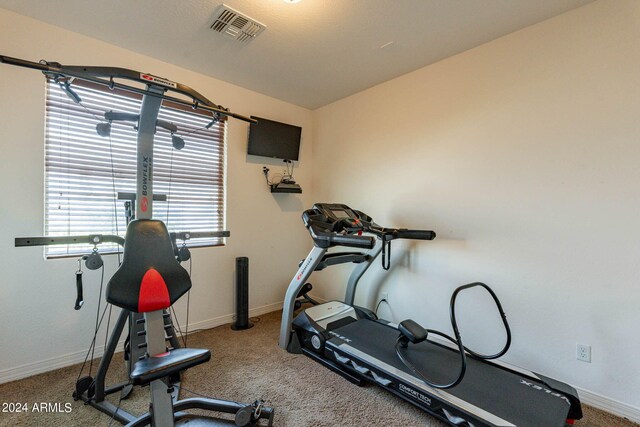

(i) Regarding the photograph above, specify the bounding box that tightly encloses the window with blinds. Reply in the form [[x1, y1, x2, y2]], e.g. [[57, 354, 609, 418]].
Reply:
[[45, 80, 226, 257]]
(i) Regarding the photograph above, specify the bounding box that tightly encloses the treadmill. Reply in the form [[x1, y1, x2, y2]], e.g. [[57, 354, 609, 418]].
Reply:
[[279, 203, 582, 427]]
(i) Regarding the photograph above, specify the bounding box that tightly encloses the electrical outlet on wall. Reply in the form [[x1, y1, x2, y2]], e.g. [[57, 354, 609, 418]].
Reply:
[[576, 343, 591, 363]]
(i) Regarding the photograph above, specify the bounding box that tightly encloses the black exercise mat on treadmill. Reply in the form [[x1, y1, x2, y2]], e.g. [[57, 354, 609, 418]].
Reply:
[[328, 319, 571, 427]]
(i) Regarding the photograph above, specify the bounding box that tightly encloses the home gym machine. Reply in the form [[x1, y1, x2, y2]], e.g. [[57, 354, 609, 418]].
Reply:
[[2, 55, 274, 426], [279, 203, 582, 427]]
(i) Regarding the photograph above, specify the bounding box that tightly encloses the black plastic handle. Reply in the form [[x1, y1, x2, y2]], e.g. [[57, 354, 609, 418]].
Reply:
[[331, 234, 376, 249], [156, 119, 178, 133], [308, 223, 375, 249], [75, 271, 84, 310], [396, 229, 436, 240], [105, 111, 139, 122], [0, 55, 48, 70], [398, 319, 428, 344], [60, 82, 81, 104]]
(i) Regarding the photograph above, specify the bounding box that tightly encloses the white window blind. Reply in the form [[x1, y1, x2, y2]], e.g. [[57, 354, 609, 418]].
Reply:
[[44, 80, 226, 257]]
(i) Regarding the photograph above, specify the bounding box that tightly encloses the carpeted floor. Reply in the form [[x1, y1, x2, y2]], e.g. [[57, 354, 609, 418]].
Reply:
[[0, 310, 637, 427]]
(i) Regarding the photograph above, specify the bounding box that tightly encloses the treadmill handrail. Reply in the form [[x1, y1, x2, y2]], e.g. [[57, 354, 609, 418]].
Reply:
[[307, 223, 375, 249], [315, 252, 369, 271], [365, 225, 436, 242]]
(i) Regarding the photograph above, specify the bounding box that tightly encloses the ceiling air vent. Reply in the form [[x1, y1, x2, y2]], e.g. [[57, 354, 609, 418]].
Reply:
[[210, 4, 266, 43]]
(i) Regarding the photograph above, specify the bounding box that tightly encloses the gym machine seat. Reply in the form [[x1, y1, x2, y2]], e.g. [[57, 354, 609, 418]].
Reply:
[[130, 348, 211, 386]]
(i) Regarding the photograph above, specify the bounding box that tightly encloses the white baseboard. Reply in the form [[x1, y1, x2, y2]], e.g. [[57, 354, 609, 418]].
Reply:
[[577, 387, 640, 424], [0, 341, 128, 385], [186, 300, 283, 332], [307, 293, 328, 304], [0, 301, 283, 385]]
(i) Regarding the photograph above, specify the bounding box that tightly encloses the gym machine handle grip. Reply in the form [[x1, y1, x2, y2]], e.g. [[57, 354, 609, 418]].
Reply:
[[330, 234, 375, 249], [105, 111, 140, 122], [395, 229, 436, 240], [0, 55, 48, 71], [75, 271, 84, 310]]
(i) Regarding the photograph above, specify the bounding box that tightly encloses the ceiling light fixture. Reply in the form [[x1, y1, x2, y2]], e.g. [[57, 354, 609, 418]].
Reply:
[[284, 0, 301, 3]]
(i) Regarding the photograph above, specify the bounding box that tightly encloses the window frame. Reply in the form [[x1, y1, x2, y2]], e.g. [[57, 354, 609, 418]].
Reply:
[[43, 79, 227, 258]]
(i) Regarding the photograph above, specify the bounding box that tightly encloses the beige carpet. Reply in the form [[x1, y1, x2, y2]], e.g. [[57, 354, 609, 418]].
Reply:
[[0, 310, 636, 427]]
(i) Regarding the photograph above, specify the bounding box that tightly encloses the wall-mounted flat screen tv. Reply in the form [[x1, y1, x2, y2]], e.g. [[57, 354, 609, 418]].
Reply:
[[247, 116, 302, 161]]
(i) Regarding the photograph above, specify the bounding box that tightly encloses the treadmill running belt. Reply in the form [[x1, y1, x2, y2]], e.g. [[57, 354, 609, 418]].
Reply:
[[327, 319, 571, 427]]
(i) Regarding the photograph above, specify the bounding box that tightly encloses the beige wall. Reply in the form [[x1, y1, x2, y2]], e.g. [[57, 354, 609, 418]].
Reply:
[[0, 8, 313, 381], [312, 0, 640, 414]]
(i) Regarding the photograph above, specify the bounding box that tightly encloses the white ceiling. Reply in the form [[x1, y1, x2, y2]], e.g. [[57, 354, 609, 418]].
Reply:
[[0, 0, 593, 109]]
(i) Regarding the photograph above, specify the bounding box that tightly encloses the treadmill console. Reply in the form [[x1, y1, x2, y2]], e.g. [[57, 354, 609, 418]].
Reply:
[[313, 203, 360, 221], [301, 203, 435, 250], [305, 203, 373, 229], [301, 203, 375, 249]]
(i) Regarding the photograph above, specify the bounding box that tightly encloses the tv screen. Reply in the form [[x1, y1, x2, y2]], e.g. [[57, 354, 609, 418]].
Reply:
[[247, 116, 302, 161]]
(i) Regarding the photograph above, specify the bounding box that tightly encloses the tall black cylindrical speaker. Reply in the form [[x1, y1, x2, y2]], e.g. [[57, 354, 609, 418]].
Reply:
[[232, 256, 253, 330]]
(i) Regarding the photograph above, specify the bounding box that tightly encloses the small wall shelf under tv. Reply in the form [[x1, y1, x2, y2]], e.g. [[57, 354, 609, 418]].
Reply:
[[270, 183, 302, 193], [262, 162, 302, 194]]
